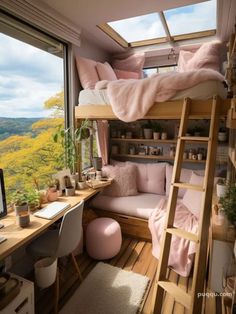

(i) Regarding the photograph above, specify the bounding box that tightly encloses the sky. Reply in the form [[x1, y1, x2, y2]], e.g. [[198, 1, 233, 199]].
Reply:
[[108, 0, 216, 42], [0, 33, 63, 118]]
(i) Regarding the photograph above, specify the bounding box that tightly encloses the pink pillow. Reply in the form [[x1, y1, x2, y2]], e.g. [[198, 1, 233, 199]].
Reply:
[[114, 69, 139, 79], [178, 41, 221, 72], [112, 53, 145, 78], [182, 172, 204, 218], [102, 165, 138, 197], [96, 62, 117, 81], [76, 56, 99, 89], [165, 164, 205, 198], [127, 162, 166, 195]]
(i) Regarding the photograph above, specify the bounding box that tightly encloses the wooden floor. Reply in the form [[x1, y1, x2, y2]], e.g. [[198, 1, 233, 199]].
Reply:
[[35, 237, 219, 314]]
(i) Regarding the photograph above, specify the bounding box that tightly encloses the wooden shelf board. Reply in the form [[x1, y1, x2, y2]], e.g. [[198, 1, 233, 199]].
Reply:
[[111, 154, 206, 163], [111, 138, 177, 143]]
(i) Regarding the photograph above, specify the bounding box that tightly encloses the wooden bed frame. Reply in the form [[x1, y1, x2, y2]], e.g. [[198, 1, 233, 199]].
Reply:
[[75, 98, 231, 120]]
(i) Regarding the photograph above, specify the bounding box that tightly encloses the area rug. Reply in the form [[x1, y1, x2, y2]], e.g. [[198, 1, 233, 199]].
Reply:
[[60, 262, 150, 314]]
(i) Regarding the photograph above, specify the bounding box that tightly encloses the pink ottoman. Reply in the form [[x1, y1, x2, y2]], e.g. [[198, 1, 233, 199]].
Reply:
[[86, 218, 122, 260]]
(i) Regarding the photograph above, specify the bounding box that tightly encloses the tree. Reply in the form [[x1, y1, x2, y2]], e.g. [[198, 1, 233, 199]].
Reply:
[[44, 91, 64, 117]]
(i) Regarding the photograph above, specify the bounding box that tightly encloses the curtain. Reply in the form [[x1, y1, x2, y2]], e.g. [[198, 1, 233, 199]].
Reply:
[[96, 120, 109, 166]]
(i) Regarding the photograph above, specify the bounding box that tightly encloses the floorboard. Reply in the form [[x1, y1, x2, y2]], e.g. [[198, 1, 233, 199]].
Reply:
[[35, 237, 217, 314]]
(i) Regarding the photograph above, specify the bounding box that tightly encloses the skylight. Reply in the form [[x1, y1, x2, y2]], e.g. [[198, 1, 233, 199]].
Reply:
[[164, 0, 216, 36], [100, 0, 217, 48], [108, 13, 165, 43]]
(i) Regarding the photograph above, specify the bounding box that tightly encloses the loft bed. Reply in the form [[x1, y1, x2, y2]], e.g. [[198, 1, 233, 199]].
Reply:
[[75, 79, 231, 120]]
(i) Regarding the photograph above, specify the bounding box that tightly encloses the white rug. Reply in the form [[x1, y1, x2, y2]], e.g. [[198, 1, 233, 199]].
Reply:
[[60, 262, 150, 314]]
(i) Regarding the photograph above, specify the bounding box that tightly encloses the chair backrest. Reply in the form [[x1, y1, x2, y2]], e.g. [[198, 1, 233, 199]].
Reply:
[[56, 200, 84, 258]]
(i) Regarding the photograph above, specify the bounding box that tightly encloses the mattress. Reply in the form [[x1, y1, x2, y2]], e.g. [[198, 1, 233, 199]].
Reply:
[[78, 80, 227, 105]]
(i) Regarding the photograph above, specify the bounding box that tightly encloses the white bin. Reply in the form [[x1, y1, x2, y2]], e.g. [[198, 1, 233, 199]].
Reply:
[[34, 257, 57, 289]]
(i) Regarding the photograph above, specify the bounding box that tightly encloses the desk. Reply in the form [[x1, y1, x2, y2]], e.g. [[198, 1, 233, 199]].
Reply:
[[0, 188, 100, 261]]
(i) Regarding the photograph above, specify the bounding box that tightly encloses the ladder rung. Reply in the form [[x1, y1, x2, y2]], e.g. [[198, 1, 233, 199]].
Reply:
[[158, 280, 191, 309], [166, 227, 199, 243], [180, 136, 210, 142], [173, 182, 204, 191]]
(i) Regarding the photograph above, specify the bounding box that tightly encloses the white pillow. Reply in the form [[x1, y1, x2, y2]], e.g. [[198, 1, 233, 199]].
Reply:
[[182, 171, 204, 218]]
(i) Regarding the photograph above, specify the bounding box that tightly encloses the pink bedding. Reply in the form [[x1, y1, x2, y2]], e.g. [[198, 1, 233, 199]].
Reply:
[[95, 69, 224, 122], [148, 198, 198, 277]]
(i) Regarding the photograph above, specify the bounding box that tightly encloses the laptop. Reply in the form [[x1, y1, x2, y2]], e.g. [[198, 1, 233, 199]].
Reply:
[[34, 202, 70, 219]]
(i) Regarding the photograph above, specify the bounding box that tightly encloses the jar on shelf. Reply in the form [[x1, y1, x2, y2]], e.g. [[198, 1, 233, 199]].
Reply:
[[125, 131, 132, 139], [129, 146, 135, 155]]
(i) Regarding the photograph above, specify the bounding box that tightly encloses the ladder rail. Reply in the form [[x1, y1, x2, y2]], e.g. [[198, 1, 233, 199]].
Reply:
[[190, 95, 220, 313], [151, 98, 191, 313], [151, 96, 221, 314]]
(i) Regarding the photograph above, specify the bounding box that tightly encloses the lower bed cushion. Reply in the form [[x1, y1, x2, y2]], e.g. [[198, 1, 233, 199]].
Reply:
[[89, 193, 166, 220]]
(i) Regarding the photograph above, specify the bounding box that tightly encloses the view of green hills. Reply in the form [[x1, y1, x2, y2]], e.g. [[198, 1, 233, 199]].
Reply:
[[0, 117, 41, 140]]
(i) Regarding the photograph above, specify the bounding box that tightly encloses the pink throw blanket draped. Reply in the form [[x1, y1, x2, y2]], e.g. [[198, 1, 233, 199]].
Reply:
[[148, 198, 198, 277], [95, 69, 224, 122]]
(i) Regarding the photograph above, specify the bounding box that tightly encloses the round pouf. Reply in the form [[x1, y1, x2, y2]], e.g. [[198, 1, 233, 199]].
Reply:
[[86, 218, 122, 260]]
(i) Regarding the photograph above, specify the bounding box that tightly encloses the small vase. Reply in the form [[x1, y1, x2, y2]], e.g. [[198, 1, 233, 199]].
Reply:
[[65, 186, 75, 196], [216, 184, 227, 198], [143, 128, 153, 139], [153, 132, 160, 140]]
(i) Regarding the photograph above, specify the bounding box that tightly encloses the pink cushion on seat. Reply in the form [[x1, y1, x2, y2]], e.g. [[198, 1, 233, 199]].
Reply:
[[127, 162, 166, 195], [86, 218, 122, 260]]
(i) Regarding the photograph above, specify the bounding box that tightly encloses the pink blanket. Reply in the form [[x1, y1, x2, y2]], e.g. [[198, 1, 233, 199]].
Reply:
[[148, 198, 198, 277], [95, 69, 224, 122]]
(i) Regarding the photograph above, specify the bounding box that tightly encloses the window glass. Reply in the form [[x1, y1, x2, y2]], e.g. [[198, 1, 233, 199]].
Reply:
[[0, 31, 65, 199], [143, 65, 177, 78], [164, 0, 216, 36], [108, 13, 165, 42]]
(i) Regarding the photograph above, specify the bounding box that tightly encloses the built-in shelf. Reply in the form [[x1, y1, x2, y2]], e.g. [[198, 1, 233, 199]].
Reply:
[[111, 154, 206, 163], [111, 138, 177, 143]]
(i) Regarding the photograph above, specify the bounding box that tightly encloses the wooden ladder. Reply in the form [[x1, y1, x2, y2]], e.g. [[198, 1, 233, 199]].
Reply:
[[151, 96, 220, 314]]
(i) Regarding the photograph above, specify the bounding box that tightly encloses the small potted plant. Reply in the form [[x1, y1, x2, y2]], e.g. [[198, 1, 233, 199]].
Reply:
[[219, 184, 236, 228], [142, 121, 153, 139], [193, 125, 204, 137], [216, 178, 227, 198], [46, 179, 59, 202], [152, 122, 163, 140], [11, 191, 30, 227]]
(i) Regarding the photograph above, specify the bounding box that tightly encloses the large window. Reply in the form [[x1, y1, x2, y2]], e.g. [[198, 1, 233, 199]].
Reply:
[[0, 15, 67, 199]]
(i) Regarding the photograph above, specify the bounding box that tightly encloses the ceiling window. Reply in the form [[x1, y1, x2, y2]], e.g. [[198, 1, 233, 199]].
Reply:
[[108, 13, 165, 43], [164, 0, 216, 36], [99, 0, 216, 48]]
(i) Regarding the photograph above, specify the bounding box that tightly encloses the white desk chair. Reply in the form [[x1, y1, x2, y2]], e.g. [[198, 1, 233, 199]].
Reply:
[[28, 200, 84, 312]]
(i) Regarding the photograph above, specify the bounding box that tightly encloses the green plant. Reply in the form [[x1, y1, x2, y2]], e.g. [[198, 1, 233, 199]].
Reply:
[[219, 184, 236, 225], [193, 125, 204, 133], [53, 120, 93, 174], [11, 191, 28, 206], [152, 122, 163, 133], [11, 189, 40, 207], [26, 189, 40, 208], [142, 121, 153, 129]]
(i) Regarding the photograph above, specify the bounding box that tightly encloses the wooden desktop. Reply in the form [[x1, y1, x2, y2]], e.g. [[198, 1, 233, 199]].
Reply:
[[0, 188, 100, 260]]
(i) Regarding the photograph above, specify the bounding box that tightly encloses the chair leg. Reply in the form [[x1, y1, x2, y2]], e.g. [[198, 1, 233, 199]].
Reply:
[[71, 253, 83, 281], [54, 267, 59, 314]]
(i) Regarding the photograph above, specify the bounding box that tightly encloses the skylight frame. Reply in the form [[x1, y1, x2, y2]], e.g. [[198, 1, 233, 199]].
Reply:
[[98, 1, 217, 48]]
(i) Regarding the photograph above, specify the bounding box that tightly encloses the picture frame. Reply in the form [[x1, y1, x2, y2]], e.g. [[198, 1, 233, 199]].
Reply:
[[0, 169, 7, 218]]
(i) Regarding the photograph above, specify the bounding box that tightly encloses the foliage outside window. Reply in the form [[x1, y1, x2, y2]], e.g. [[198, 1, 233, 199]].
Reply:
[[0, 31, 65, 201]]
